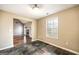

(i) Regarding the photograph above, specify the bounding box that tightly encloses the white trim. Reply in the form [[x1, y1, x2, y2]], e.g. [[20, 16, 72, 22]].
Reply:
[[38, 39, 79, 55], [0, 45, 13, 50], [32, 39, 37, 42]]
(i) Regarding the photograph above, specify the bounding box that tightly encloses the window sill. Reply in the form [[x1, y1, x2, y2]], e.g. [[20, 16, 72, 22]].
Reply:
[[46, 35, 58, 40]]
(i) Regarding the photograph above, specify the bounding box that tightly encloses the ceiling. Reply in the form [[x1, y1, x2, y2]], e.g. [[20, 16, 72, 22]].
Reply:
[[0, 4, 78, 20]]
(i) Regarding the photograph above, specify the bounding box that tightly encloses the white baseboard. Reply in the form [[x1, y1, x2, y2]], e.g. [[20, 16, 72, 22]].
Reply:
[[37, 39, 79, 55], [0, 45, 13, 50], [32, 39, 37, 41]]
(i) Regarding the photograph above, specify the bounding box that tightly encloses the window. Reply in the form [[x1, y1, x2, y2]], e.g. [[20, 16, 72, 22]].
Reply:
[[46, 16, 58, 39]]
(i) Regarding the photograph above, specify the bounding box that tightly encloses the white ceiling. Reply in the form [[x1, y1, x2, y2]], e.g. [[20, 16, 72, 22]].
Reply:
[[0, 4, 78, 19]]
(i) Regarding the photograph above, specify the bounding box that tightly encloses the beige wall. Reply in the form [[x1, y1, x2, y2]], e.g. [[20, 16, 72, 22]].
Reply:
[[0, 10, 37, 50], [37, 6, 79, 53]]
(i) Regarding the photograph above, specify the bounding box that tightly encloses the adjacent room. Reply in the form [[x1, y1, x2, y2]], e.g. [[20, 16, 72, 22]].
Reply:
[[0, 4, 79, 55]]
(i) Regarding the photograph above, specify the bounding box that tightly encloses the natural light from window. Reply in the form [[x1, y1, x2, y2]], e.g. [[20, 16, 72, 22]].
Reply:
[[46, 16, 58, 39]]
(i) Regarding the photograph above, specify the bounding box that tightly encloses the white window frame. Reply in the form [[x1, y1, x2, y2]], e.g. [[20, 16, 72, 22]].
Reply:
[[46, 16, 58, 39]]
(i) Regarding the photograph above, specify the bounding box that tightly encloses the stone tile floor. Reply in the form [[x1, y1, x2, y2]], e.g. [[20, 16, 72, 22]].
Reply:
[[0, 40, 75, 55]]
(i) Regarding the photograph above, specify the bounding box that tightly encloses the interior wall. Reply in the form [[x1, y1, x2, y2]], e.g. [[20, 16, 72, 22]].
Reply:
[[31, 20, 37, 41], [0, 10, 37, 50], [37, 6, 79, 53], [0, 11, 13, 50]]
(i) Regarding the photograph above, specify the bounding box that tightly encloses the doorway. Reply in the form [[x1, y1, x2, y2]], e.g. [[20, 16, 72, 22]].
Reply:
[[13, 19, 32, 47], [24, 22, 32, 44], [13, 19, 24, 47]]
